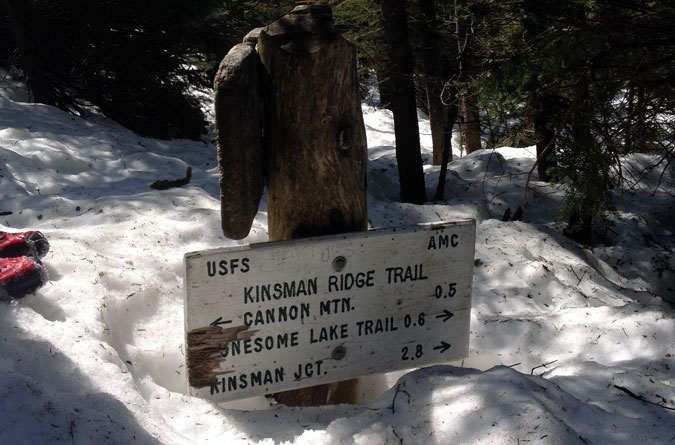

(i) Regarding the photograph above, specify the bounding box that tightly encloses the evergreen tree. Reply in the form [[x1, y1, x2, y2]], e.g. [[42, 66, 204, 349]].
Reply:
[[333, 0, 392, 107], [479, 0, 674, 242], [2, 0, 223, 139]]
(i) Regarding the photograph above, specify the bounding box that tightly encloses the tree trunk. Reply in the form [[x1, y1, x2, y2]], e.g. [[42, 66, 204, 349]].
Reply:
[[417, 0, 452, 166], [4, 0, 55, 105], [434, 101, 459, 201], [257, 5, 366, 406], [374, 61, 393, 109], [534, 118, 555, 182], [623, 83, 649, 153], [532, 94, 557, 182], [624, 82, 635, 152], [634, 86, 648, 152], [380, 0, 427, 204], [522, 4, 557, 182], [564, 76, 594, 245], [461, 94, 481, 153], [455, 0, 481, 154]]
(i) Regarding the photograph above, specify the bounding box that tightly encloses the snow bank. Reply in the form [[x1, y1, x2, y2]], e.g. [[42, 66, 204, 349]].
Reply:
[[1, 73, 674, 443]]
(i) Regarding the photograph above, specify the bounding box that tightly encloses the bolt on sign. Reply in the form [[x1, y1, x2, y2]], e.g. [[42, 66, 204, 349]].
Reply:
[[184, 220, 475, 402]]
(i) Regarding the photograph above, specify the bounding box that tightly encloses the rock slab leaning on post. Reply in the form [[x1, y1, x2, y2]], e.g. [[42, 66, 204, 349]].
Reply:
[[214, 42, 264, 240]]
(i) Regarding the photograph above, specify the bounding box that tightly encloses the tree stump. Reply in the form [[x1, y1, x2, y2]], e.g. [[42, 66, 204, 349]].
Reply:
[[214, 42, 264, 240], [257, 4, 367, 406]]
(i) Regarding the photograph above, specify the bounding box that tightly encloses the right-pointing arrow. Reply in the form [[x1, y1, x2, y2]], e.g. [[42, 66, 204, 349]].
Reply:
[[433, 341, 452, 353], [436, 310, 454, 322]]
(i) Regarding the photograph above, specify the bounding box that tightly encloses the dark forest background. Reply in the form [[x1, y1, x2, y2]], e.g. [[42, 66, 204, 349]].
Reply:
[[1, 0, 673, 243]]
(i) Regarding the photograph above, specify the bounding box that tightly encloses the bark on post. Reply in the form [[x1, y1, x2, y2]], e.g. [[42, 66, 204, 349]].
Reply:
[[257, 5, 367, 406]]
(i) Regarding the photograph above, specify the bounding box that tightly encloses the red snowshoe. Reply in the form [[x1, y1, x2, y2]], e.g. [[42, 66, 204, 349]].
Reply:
[[0, 231, 50, 259], [0, 256, 49, 300]]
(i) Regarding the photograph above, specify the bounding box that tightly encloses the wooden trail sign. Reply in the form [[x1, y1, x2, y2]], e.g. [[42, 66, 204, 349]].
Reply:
[[184, 220, 475, 402]]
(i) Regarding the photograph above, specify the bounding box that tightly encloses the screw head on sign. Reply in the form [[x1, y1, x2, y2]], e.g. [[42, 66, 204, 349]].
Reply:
[[332, 345, 347, 360], [332, 256, 346, 272]]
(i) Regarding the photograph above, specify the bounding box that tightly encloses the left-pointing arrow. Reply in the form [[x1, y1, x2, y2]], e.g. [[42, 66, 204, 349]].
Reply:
[[210, 316, 232, 327], [433, 341, 452, 354]]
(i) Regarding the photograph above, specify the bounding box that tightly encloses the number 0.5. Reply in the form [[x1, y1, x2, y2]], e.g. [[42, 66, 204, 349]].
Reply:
[[435, 282, 456, 298]]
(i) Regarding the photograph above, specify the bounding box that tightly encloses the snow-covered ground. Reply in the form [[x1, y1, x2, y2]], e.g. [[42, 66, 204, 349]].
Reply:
[[1, 73, 674, 444]]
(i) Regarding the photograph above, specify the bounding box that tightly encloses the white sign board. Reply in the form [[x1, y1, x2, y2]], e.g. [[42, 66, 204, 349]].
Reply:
[[184, 220, 475, 402]]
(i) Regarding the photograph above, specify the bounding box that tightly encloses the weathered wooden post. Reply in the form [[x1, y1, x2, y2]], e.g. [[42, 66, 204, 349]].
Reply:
[[259, 4, 367, 406], [214, 5, 367, 405], [258, 5, 368, 242]]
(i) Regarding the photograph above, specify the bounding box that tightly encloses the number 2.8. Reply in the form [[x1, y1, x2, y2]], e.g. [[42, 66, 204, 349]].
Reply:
[[401, 344, 424, 361]]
